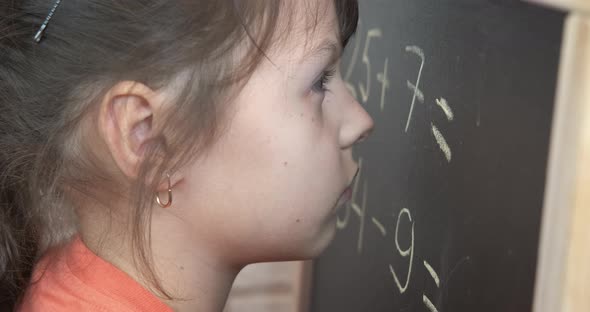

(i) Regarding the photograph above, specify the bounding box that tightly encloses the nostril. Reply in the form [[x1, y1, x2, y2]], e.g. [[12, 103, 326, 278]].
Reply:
[[358, 133, 367, 143], [357, 128, 373, 144]]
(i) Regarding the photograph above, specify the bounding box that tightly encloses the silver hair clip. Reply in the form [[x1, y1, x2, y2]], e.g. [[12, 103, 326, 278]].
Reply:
[[33, 0, 63, 43]]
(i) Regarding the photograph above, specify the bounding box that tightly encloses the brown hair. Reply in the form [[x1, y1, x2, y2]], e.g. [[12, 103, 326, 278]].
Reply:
[[0, 0, 358, 308]]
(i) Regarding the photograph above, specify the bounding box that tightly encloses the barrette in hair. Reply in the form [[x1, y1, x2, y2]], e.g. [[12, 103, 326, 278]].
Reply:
[[33, 0, 63, 43]]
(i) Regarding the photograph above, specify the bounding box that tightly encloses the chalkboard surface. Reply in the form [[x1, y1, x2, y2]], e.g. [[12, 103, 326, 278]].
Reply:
[[311, 1, 564, 311]]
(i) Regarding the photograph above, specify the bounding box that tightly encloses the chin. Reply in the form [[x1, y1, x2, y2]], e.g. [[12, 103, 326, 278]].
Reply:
[[301, 218, 338, 259], [257, 218, 339, 262]]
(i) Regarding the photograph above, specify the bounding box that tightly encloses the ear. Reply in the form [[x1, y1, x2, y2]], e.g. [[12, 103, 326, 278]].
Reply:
[[98, 81, 161, 180]]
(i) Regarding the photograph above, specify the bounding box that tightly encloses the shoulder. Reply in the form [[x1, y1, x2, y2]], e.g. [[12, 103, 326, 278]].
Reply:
[[16, 237, 131, 312], [17, 234, 173, 312]]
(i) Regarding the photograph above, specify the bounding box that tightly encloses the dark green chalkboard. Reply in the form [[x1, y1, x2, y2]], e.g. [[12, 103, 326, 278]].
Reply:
[[311, 0, 564, 311]]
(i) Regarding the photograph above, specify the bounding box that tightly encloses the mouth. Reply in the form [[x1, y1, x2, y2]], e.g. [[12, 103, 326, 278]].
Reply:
[[336, 166, 360, 207]]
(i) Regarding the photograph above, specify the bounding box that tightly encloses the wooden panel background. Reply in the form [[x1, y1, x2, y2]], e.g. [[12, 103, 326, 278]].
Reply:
[[525, 1, 590, 310], [224, 261, 311, 312]]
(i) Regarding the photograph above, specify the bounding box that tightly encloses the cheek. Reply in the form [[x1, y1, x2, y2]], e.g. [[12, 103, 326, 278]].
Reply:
[[224, 117, 341, 244], [244, 122, 341, 212], [184, 134, 342, 260], [179, 76, 345, 259], [249, 124, 343, 239]]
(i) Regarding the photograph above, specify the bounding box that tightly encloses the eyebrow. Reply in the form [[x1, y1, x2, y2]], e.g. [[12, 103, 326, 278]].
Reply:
[[302, 38, 342, 67]]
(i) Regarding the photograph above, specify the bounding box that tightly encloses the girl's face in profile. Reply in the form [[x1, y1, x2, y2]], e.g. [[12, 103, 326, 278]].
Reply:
[[168, 0, 373, 263]]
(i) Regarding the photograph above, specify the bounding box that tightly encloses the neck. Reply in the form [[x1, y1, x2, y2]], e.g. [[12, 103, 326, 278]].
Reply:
[[80, 206, 243, 312], [152, 227, 242, 312]]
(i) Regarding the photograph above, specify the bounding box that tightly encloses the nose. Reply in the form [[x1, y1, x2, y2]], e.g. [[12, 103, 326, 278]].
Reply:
[[339, 92, 375, 149]]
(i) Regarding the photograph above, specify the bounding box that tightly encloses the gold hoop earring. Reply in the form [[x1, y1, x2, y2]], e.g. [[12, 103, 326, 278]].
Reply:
[[155, 173, 173, 208]]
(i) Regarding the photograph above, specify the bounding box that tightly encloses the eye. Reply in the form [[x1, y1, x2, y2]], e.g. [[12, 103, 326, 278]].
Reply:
[[311, 68, 336, 94]]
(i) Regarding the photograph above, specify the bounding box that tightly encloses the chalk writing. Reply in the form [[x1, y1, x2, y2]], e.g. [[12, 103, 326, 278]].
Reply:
[[436, 97, 454, 121], [335, 29, 467, 312], [376, 58, 390, 111], [423, 260, 441, 287], [432, 123, 452, 162], [390, 208, 414, 294], [423, 295, 439, 312], [359, 29, 383, 103], [423, 260, 441, 311], [335, 159, 369, 254], [371, 217, 387, 236], [404, 45, 426, 132]]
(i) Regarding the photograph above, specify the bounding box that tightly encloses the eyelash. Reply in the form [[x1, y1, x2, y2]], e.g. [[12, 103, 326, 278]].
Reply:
[[312, 68, 336, 94]]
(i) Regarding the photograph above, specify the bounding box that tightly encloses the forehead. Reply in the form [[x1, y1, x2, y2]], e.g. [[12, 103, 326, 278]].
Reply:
[[270, 0, 340, 60]]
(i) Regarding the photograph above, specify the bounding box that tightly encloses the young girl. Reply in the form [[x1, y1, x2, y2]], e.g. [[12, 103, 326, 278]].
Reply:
[[0, 0, 373, 311]]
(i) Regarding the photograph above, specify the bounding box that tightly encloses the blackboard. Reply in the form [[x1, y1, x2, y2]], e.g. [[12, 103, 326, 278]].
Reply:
[[311, 1, 565, 311]]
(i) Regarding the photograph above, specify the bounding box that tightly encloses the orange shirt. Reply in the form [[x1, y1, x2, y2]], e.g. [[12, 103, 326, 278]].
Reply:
[[18, 234, 173, 312]]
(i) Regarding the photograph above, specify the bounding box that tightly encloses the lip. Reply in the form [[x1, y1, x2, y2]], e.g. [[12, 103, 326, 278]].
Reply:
[[335, 166, 360, 208], [335, 188, 351, 209], [342, 186, 352, 201], [347, 166, 360, 190]]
